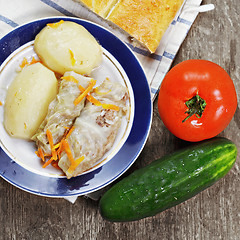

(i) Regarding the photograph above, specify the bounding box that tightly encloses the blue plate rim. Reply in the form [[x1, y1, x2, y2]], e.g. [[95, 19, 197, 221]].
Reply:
[[0, 16, 153, 197]]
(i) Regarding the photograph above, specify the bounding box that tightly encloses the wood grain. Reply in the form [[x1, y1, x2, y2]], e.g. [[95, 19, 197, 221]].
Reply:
[[1, 0, 240, 239]]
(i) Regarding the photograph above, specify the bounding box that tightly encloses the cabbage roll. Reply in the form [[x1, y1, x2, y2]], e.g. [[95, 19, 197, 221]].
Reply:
[[32, 72, 92, 154], [58, 78, 129, 178]]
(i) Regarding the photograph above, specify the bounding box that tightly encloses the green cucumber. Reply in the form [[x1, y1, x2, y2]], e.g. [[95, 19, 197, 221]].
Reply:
[[99, 137, 237, 222]]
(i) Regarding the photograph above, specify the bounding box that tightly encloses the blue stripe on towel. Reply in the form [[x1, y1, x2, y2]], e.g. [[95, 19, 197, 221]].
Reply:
[[177, 17, 192, 26], [163, 51, 175, 60], [151, 88, 159, 94], [126, 43, 162, 61], [40, 0, 77, 17], [0, 15, 18, 27]]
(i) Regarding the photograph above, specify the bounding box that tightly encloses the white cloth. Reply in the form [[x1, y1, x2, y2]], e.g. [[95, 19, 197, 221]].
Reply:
[[0, 0, 214, 203]]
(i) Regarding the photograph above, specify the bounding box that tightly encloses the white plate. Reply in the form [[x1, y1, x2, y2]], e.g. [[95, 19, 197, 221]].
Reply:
[[0, 17, 152, 197]]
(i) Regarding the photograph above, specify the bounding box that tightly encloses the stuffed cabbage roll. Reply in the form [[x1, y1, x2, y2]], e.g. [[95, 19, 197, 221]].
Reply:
[[58, 78, 129, 178], [32, 72, 92, 154]]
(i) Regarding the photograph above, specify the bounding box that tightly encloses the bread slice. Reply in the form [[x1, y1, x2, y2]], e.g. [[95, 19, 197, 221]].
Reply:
[[79, 0, 118, 17], [79, 0, 93, 9], [75, 0, 184, 53], [93, 0, 119, 18]]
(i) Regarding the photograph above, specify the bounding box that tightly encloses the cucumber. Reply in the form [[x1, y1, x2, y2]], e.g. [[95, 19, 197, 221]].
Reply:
[[99, 137, 237, 222]]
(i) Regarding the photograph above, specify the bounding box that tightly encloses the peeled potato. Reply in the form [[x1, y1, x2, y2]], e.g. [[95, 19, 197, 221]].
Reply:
[[34, 20, 103, 75], [4, 62, 58, 139]]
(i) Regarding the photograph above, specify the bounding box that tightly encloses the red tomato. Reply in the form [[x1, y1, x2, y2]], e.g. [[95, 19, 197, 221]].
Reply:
[[158, 59, 237, 142]]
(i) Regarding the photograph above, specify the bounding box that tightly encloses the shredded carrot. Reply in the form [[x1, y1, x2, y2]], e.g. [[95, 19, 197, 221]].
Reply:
[[46, 129, 57, 160], [74, 79, 96, 105], [51, 161, 61, 170], [78, 85, 101, 106], [19, 56, 40, 69], [36, 126, 79, 171], [44, 153, 52, 157], [102, 103, 120, 111], [62, 139, 75, 165], [87, 94, 102, 106], [79, 84, 119, 110], [19, 57, 28, 69], [61, 139, 85, 173], [38, 148, 45, 162], [53, 142, 61, 150], [42, 157, 55, 168], [75, 156, 85, 166], [47, 20, 64, 28], [77, 85, 86, 92], [30, 56, 37, 64], [61, 76, 119, 110], [0, 101, 2, 106], [61, 75, 78, 84], [69, 49, 76, 66], [67, 156, 85, 173]]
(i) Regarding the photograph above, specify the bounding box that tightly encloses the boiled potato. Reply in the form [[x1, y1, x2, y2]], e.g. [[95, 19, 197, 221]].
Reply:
[[4, 62, 58, 139], [34, 20, 103, 75]]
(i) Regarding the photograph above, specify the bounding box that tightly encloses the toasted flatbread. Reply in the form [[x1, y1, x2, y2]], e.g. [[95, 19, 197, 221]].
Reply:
[[93, 0, 118, 18], [108, 0, 184, 53], [79, 0, 118, 18], [75, 0, 184, 53], [79, 0, 93, 9]]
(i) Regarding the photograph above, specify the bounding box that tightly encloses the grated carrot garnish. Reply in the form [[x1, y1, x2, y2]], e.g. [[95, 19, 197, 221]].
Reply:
[[38, 148, 45, 162], [67, 156, 85, 173], [61, 75, 78, 84], [19, 57, 40, 69], [47, 20, 64, 28], [79, 85, 119, 110], [87, 95, 102, 106], [19, 57, 28, 69], [51, 161, 61, 170], [62, 76, 119, 110], [102, 103, 120, 111], [53, 142, 61, 150], [46, 129, 57, 160], [30, 56, 38, 65], [62, 139, 75, 165], [78, 85, 102, 106], [42, 157, 55, 168], [37, 126, 78, 170], [69, 49, 76, 66], [74, 79, 96, 105], [62, 139, 85, 173]]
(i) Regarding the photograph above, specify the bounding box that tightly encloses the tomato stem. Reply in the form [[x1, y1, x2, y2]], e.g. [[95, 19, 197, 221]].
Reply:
[[182, 94, 206, 123]]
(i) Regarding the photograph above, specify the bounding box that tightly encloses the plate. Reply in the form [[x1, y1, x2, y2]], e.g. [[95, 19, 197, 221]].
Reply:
[[0, 42, 134, 177], [0, 17, 152, 197]]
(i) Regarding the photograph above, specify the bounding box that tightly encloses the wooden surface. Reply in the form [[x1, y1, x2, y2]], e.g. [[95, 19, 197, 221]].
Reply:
[[1, 0, 240, 239]]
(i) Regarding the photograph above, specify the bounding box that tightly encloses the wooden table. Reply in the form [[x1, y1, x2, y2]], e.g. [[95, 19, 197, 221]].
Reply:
[[1, 0, 239, 239]]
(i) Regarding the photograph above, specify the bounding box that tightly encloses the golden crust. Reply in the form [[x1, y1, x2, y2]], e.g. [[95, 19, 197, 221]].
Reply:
[[107, 0, 184, 53], [77, 0, 184, 53], [93, 0, 119, 18], [78, 0, 93, 9]]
